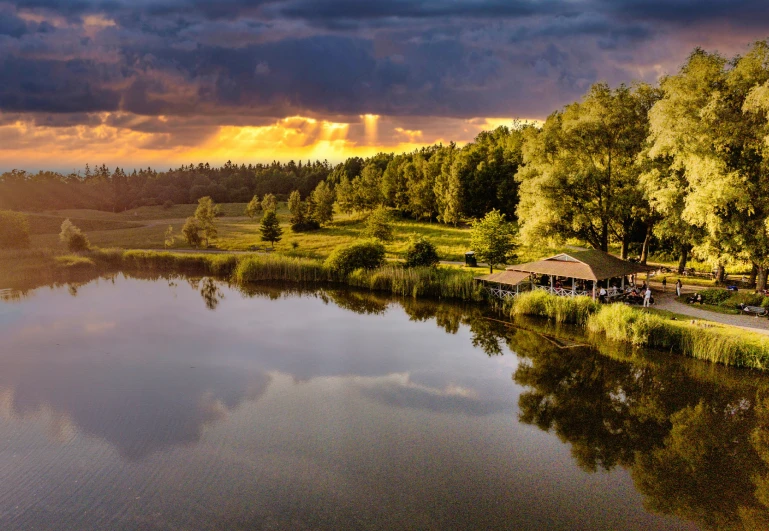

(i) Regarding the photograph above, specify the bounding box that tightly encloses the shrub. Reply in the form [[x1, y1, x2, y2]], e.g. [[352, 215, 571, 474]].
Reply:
[[363, 207, 394, 242], [291, 219, 321, 232], [698, 288, 731, 305], [405, 236, 440, 268], [182, 217, 203, 248], [0, 210, 30, 249], [59, 219, 90, 252], [723, 292, 765, 309], [325, 240, 386, 275]]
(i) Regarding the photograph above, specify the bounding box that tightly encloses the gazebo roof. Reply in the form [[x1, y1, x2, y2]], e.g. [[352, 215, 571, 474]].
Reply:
[[475, 270, 531, 286], [506, 250, 654, 281]]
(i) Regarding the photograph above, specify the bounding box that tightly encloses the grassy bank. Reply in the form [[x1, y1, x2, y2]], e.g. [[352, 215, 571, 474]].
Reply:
[[506, 290, 769, 370], [1, 248, 482, 302]]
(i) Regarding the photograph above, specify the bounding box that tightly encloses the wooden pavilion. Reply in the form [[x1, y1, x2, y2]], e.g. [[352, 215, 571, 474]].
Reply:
[[476, 250, 654, 300]]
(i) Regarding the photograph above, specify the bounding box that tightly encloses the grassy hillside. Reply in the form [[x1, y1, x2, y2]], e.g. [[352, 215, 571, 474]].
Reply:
[[23, 203, 477, 261]]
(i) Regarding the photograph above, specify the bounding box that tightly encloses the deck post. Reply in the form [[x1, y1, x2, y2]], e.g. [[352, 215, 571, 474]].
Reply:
[[572, 277, 576, 297]]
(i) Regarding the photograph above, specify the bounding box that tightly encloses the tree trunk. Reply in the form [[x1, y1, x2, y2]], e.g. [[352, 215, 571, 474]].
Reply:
[[621, 234, 630, 260], [677, 245, 690, 275], [758, 266, 768, 292], [640, 224, 653, 265], [489, 264, 493, 274], [750, 263, 759, 288], [715, 264, 726, 284]]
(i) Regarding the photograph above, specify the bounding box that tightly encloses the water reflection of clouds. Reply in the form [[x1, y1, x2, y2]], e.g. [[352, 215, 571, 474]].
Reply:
[[0, 276, 514, 459], [0, 276, 689, 531]]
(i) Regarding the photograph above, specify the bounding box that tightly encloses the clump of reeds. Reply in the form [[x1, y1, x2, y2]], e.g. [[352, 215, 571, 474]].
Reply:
[[347, 265, 483, 301], [234, 254, 338, 284], [54, 254, 96, 270], [120, 250, 239, 276], [587, 303, 769, 369], [508, 290, 598, 325]]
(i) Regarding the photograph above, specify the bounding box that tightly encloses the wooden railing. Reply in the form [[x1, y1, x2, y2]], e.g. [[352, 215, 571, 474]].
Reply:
[[533, 285, 591, 297]]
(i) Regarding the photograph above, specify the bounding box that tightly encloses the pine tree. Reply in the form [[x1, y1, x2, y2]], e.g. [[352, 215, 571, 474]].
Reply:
[[260, 210, 283, 248]]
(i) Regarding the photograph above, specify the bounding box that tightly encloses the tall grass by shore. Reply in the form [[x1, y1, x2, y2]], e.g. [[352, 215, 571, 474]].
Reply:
[[507, 290, 598, 325], [506, 290, 769, 370]]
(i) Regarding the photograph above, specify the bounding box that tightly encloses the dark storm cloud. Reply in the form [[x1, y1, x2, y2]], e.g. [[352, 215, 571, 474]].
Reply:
[[0, 0, 765, 129]]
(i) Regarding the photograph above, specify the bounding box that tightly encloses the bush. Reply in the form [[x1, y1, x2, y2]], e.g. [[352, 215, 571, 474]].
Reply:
[[363, 207, 394, 242], [182, 217, 203, 248], [59, 219, 90, 252], [723, 292, 765, 309], [291, 219, 321, 232], [698, 288, 731, 305], [162, 200, 174, 210], [405, 236, 440, 268], [325, 240, 386, 275], [0, 210, 30, 249]]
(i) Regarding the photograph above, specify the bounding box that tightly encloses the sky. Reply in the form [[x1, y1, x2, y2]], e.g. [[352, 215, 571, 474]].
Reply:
[[0, 0, 767, 171]]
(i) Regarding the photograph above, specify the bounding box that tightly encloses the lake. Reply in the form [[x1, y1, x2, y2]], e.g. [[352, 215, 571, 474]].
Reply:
[[1, 273, 768, 530]]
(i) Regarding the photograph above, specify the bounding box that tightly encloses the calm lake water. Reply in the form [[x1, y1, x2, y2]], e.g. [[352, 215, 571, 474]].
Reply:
[[1, 274, 768, 530]]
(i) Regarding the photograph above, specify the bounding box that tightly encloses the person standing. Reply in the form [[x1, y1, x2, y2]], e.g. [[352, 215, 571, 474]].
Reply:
[[676, 279, 682, 297], [644, 286, 652, 307], [662, 277, 667, 292]]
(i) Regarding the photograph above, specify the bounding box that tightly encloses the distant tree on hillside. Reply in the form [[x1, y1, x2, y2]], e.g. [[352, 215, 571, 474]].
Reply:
[[194, 196, 219, 247], [59, 219, 90, 252], [260, 210, 283, 248], [261, 193, 277, 212], [245, 195, 261, 218]]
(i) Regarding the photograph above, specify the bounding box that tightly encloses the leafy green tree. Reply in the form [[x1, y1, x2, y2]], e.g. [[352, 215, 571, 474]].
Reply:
[[194, 196, 218, 247], [325, 240, 386, 275], [335, 177, 355, 215], [245, 195, 262, 218], [470, 210, 517, 273], [260, 209, 283, 247], [649, 43, 769, 288], [288, 190, 304, 225], [182, 217, 202, 248], [517, 83, 656, 255], [309, 180, 335, 225], [261, 193, 277, 212], [405, 236, 440, 267], [59, 219, 90, 252], [0, 210, 30, 249], [164, 225, 175, 249], [363, 206, 394, 241]]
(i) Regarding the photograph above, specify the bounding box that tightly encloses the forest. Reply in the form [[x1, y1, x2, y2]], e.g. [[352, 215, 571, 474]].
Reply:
[[4, 41, 769, 287]]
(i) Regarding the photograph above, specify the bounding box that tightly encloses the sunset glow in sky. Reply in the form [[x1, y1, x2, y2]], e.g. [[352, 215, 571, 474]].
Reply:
[[0, 0, 767, 170]]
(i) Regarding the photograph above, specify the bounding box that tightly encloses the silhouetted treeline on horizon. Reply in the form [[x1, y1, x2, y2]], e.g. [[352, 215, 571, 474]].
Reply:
[[0, 125, 523, 222]]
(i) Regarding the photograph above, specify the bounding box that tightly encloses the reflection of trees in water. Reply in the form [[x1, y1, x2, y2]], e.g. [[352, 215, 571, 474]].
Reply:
[[511, 331, 769, 530], [199, 277, 225, 311]]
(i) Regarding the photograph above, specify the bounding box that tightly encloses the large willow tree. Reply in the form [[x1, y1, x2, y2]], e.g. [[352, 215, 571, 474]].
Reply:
[[516, 82, 657, 257], [647, 42, 769, 287]]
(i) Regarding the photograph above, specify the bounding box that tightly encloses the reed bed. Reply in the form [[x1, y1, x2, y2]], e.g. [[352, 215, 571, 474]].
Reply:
[[119, 250, 239, 276], [508, 290, 598, 325], [587, 303, 769, 370], [347, 265, 483, 301], [234, 254, 339, 284]]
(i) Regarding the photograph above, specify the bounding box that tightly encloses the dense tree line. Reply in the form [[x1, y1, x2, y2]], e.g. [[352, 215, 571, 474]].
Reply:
[[0, 160, 332, 212], [515, 41, 769, 288]]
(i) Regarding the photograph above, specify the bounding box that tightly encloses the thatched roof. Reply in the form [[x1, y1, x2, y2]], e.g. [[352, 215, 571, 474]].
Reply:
[[475, 270, 531, 286], [507, 250, 654, 281]]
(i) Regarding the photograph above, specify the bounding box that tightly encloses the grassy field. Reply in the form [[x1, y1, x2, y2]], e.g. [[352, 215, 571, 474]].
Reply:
[[22, 203, 482, 261]]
